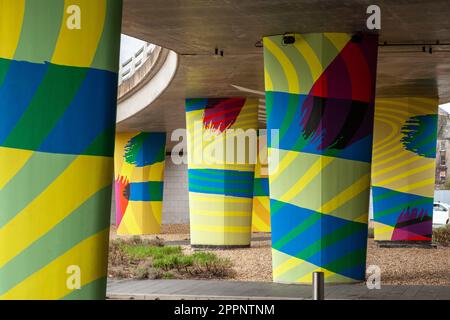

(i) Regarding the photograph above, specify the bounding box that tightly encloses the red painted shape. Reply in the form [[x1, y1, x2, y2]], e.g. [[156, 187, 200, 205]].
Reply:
[[115, 175, 130, 226], [203, 98, 246, 132]]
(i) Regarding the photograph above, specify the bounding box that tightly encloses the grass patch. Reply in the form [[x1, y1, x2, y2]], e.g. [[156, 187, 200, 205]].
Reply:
[[108, 238, 235, 280], [433, 225, 450, 246]]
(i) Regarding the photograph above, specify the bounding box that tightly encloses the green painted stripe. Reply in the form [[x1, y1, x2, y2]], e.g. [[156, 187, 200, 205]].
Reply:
[[273, 214, 321, 249], [2, 64, 88, 150], [83, 126, 116, 157], [189, 182, 251, 194], [0, 59, 11, 87], [91, 0, 123, 73], [0, 151, 76, 227], [14, 0, 64, 63], [62, 277, 107, 300], [375, 197, 431, 219], [189, 173, 253, 184], [0, 186, 111, 295], [263, 42, 288, 91], [253, 178, 269, 196], [324, 248, 366, 275], [293, 221, 364, 261]]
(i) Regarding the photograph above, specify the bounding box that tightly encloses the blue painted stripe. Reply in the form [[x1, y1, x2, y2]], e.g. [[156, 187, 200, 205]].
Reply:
[[185, 98, 207, 112], [372, 186, 433, 227], [38, 67, 117, 156], [0, 60, 48, 143], [129, 181, 164, 201], [253, 177, 269, 196], [188, 169, 254, 198]]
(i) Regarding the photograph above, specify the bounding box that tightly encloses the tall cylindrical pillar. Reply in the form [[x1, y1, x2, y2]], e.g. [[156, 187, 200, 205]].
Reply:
[[186, 98, 259, 247], [372, 98, 438, 242], [263, 33, 378, 283], [114, 132, 167, 235], [0, 0, 122, 299]]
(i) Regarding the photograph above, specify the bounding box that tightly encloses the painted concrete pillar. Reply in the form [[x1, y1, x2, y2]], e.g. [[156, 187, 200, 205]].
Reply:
[[114, 132, 166, 235], [186, 98, 259, 247], [0, 0, 122, 299], [263, 33, 378, 283], [372, 98, 438, 242], [252, 132, 271, 232]]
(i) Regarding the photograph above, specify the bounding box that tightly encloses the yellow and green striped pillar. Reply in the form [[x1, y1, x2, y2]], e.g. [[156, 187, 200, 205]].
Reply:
[[186, 98, 259, 247], [114, 132, 166, 235], [263, 33, 378, 283], [372, 98, 438, 242], [0, 0, 122, 299]]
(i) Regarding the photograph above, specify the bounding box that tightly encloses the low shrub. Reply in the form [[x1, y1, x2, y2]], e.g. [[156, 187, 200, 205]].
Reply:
[[108, 238, 234, 280], [433, 225, 450, 246]]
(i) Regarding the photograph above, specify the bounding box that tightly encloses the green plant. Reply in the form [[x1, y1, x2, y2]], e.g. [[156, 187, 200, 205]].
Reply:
[[433, 225, 450, 246], [367, 227, 374, 239], [108, 238, 235, 280]]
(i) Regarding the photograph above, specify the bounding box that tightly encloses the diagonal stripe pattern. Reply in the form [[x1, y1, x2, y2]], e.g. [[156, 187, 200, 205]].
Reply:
[[186, 98, 258, 246], [114, 132, 166, 235], [252, 132, 270, 232], [371, 98, 438, 241], [263, 33, 378, 284], [0, 0, 122, 299]]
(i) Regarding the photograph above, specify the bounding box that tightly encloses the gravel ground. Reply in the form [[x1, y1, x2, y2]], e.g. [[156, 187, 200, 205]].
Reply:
[[111, 225, 450, 285]]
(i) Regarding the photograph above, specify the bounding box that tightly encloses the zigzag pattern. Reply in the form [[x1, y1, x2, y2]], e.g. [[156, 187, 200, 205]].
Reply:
[[0, 0, 122, 299], [114, 132, 166, 235], [263, 33, 378, 283], [186, 98, 258, 246], [371, 98, 438, 241]]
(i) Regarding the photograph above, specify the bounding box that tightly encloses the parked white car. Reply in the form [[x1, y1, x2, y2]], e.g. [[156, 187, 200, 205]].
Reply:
[[433, 202, 450, 227]]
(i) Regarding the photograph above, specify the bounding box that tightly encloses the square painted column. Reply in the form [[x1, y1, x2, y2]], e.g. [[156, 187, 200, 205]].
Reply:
[[114, 132, 167, 235], [263, 33, 378, 283], [186, 98, 259, 247], [0, 0, 122, 299], [372, 98, 438, 242]]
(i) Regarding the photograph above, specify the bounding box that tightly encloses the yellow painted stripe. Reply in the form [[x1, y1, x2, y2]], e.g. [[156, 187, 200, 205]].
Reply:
[[51, 0, 107, 67], [264, 37, 300, 94], [294, 34, 323, 83], [264, 68, 273, 91], [372, 117, 400, 150], [318, 174, 370, 215], [376, 162, 435, 186], [0, 147, 33, 190], [117, 201, 162, 235], [191, 225, 251, 233], [0, 229, 109, 300], [0, 0, 25, 59], [372, 143, 405, 161], [269, 148, 300, 182], [0, 156, 113, 268], [279, 156, 333, 204], [372, 155, 423, 178], [273, 256, 305, 278], [323, 33, 350, 52], [396, 178, 435, 194], [372, 144, 406, 166]]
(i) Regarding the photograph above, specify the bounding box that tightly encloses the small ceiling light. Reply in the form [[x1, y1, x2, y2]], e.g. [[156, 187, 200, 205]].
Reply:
[[282, 34, 295, 45], [351, 34, 363, 43]]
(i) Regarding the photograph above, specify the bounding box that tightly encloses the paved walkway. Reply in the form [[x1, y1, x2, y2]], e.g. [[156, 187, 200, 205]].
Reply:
[[107, 279, 450, 300]]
